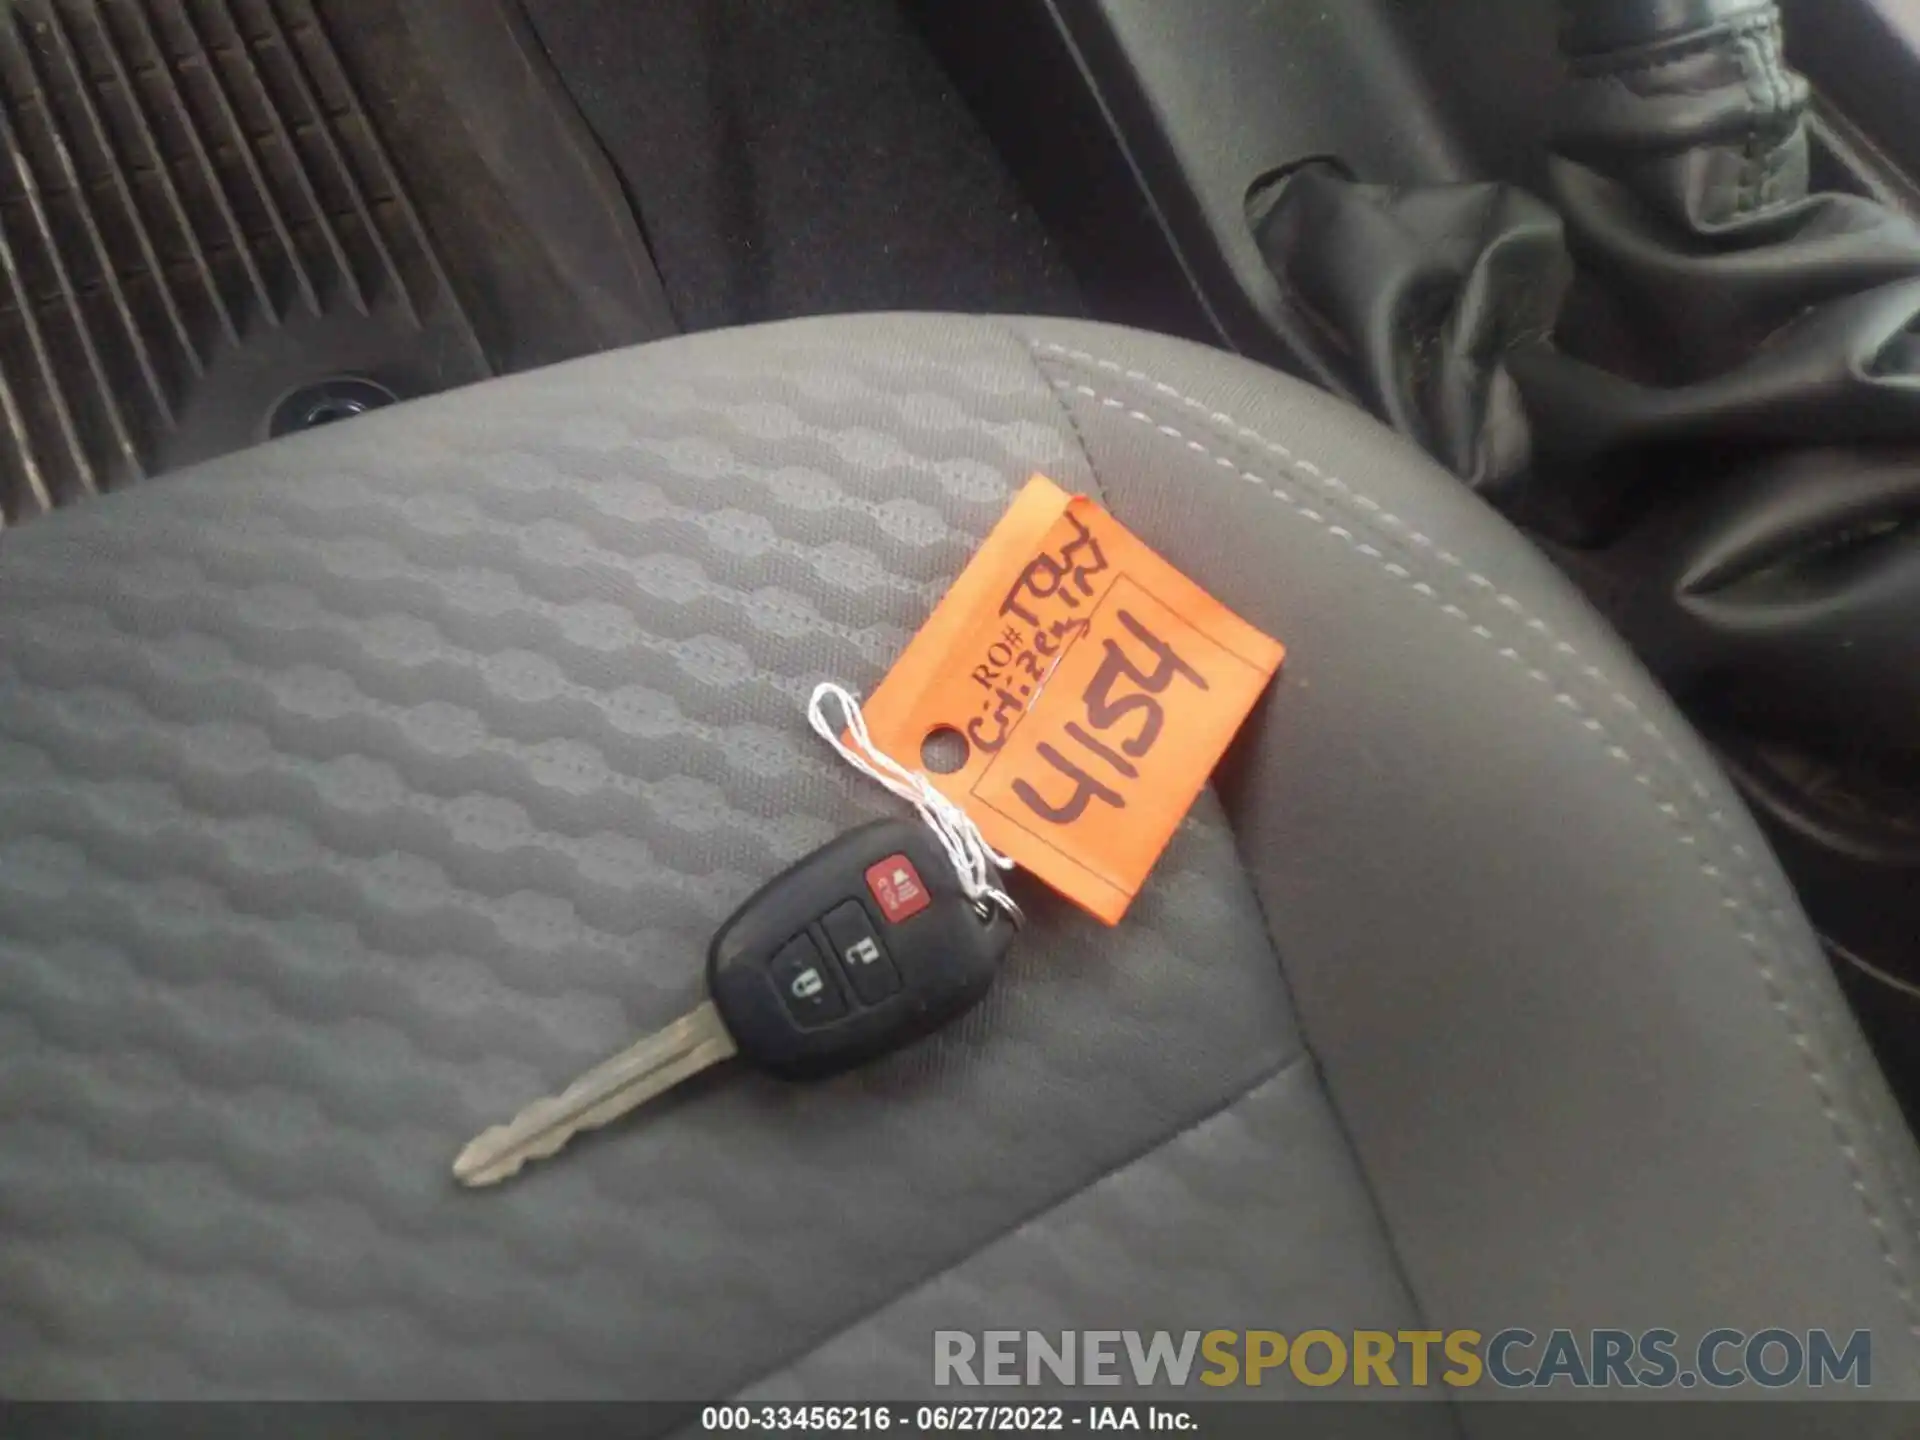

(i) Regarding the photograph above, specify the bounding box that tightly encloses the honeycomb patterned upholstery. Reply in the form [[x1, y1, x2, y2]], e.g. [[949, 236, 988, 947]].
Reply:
[[3, 314, 1916, 1422]]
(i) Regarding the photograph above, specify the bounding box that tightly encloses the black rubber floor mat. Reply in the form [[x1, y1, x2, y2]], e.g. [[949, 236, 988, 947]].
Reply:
[[0, 0, 483, 521], [0, 0, 673, 526]]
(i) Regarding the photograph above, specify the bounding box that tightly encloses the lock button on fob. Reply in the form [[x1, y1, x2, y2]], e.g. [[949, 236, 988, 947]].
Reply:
[[769, 933, 848, 1027]]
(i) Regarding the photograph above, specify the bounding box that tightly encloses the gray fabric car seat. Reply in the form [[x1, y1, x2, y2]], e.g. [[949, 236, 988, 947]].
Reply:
[[2, 314, 1917, 1423]]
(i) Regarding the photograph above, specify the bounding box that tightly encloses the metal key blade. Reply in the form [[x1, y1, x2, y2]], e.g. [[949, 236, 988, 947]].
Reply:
[[453, 1000, 737, 1187]]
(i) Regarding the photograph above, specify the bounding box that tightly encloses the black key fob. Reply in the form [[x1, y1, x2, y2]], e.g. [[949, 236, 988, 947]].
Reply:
[[706, 819, 1018, 1078]]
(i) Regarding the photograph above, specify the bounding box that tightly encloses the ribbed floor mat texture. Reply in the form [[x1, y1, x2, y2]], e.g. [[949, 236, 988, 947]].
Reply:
[[0, 0, 484, 522]]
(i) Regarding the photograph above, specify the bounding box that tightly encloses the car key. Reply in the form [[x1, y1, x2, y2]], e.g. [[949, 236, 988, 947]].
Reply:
[[453, 818, 1018, 1186]]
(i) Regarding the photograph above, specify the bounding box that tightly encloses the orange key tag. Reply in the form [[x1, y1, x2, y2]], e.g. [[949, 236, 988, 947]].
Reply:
[[862, 475, 1285, 924]]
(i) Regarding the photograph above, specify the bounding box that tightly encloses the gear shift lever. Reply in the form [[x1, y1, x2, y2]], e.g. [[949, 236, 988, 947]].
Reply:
[[1251, 0, 1920, 1004]]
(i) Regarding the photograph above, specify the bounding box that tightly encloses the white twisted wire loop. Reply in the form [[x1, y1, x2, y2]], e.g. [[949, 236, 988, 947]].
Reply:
[[807, 682, 1022, 926]]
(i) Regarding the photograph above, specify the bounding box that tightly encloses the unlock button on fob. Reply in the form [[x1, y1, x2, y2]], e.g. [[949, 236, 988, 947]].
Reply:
[[823, 901, 902, 1006], [770, 934, 847, 1027]]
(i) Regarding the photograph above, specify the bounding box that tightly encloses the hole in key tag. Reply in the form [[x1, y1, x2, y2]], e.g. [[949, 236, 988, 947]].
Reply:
[[920, 725, 970, 775]]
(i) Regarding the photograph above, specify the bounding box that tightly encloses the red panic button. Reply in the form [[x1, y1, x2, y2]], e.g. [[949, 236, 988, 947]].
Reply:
[[865, 854, 932, 924]]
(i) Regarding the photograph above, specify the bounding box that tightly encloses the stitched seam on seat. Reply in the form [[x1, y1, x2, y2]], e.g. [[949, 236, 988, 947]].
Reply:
[[1028, 342, 1829, 939], [1027, 341, 1913, 1154], [1006, 327, 1461, 1419], [1035, 340, 1920, 1328], [730, 1051, 1323, 1399], [1028, 339, 1920, 1339]]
